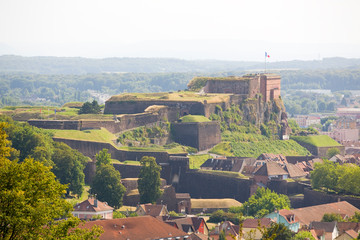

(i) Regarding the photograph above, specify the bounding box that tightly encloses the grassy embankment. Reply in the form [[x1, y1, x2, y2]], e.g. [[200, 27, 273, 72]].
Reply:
[[210, 140, 311, 158], [52, 128, 188, 154], [291, 135, 342, 147], [179, 114, 210, 123], [107, 91, 231, 104], [0, 106, 113, 121], [188, 154, 211, 169]]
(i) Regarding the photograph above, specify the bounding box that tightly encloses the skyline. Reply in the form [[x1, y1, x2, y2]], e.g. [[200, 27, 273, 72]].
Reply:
[[1, 0, 360, 61]]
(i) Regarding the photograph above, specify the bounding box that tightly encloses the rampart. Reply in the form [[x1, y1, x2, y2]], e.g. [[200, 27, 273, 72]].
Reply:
[[28, 105, 177, 134], [292, 141, 345, 158], [171, 121, 221, 150], [177, 170, 251, 203], [52, 137, 185, 164], [303, 188, 360, 209]]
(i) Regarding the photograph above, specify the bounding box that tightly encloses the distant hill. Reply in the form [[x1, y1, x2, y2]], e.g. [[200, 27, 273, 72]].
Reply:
[[1, 55, 360, 74]]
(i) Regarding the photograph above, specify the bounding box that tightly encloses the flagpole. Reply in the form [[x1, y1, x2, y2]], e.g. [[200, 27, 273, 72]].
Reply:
[[265, 52, 267, 74]]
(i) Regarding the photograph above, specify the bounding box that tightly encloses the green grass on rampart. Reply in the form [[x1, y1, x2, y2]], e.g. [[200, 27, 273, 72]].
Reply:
[[52, 128, 117, 143], [180, 115, 210, 123], [189, 154, 211, 169], [291, 135, 341, 147], [210, 140, 310, 158]]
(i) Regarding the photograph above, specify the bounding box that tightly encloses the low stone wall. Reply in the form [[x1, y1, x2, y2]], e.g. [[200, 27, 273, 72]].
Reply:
[[303, 188, 360, 209], [28, 120, 80, 130], [178, 170, 251, 203]]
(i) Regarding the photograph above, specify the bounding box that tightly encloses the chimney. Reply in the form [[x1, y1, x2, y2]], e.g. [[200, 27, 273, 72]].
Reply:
[[94, 199, 98, 207]]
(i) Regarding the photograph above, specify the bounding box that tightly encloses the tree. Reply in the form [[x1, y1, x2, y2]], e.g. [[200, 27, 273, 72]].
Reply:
[[241, 187, 290, 218], [326, 147, 340, 159], [311, 160, 338, 191], [219, 230, 226, 240], [51, 142, 87, 197], [79, 100, 101, 114], [138, 156, 162, 204], [261, 223, 293, 240], [322, 213, 344, 222], [292, 230, 316, 240], [0, 125, 102, 240], [95, 148, 111, 168], [91, 164, 126, 209]]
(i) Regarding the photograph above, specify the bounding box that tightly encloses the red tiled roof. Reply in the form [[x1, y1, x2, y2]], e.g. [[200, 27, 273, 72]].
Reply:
[[281, 201, 360, 226], [138, 203, 168, 217], [78, 216, 189, 240], [254, 161, 288, 176], [344, 229, 358, 239], [242, 218, 273, 228], [73, 198, 114, 212], [284, 163, 307, 178]]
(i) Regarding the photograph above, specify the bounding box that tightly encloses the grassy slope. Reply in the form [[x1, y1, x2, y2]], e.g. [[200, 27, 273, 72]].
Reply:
[[107, 91, 231, 103], [291, 135, 342, 147], [210, 140, 310, 158], [180, 115, 210, 123], [189, 154, 211, 169], [52, 128, 117, 143]]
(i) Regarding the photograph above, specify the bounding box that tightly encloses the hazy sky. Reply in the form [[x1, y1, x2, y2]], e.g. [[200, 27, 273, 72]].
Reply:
[[1, 0, 359, 61]]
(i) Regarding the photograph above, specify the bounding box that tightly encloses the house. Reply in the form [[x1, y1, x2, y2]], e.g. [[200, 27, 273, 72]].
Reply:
[[253, 161, 289, 185], [310, 222, 339, 240], [265, 209, 300, 232], [157, 185, 192, 214], [209, 221, 240, 240], [241, 218, 274, 239], [284, 163, 307, 179], [190, 232, 209, 240], [78, 215, 190, 240], [256, 153, 288, 167], [329, 154, 347, 164], [160, 216, 209, 235], [265, 201, 360, 230], [135, 203, 169, 217], [72, 197, 114, 220], [337, 222, 360, 234], [336, 229, 359, 240]]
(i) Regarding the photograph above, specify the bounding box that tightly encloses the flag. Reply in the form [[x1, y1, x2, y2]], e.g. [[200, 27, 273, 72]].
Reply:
[[54, 109, 56, 114], [265, 52, 270, 58]]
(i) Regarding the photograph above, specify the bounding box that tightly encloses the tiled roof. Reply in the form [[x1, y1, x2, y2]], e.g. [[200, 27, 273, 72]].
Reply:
[[284, 163, 307, 178], [310, 221, 337, 233], [278, 209, 299, 224], [190, 232, 208, 240], [284, 201, 360, 226], [337, 222, 360, 233], [78, 216, 189, 240], [73, 198, 114, 212], [139, 204, 167, 217], [242, 218, 273, 228], [160, 216, 207, 233], [254, 161, 288, 176], [344, 229, 358, 239]]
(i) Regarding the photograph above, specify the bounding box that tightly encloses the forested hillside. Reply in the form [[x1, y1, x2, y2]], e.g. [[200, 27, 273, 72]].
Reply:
[[1, 55, 360, 109]]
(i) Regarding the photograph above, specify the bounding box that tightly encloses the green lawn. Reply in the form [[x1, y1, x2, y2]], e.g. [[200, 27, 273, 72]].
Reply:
[[210, 140, 310, 157], [52, 128, 117, 143], [189, 154, 211, 169], [197, 169, 248, 179], [291, 135, 342, 147], [180, 115, 210, 123]]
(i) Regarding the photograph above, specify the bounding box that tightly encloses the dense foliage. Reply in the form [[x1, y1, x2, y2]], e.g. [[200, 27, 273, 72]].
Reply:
[[91, 164, 126, 209], [95, 148, 111, 168], [241, 187, 291, 218], [138, 156, 162, 204], [311, 160, 360, 195], [78, 100, 101, 114], [0, 116, 88, 196], [0, 123, 103, 239]]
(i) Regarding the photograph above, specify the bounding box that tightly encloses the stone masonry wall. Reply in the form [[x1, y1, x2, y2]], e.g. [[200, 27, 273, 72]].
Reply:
[[171, 121, 221, 150]]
